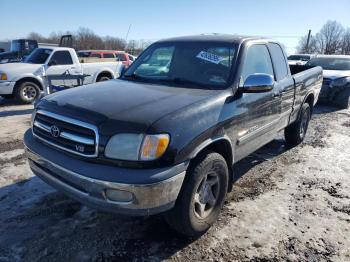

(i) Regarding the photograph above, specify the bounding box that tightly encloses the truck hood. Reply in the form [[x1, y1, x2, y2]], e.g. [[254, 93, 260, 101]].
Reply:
[[323, 70, 350, 80], [0, 51, 19, 60], [0, 62, 43, 80], [37, 79, 220, 136]]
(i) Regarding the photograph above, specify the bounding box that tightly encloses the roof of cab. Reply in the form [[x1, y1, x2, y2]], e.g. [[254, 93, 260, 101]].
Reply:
[[156, 34, 264, 44]]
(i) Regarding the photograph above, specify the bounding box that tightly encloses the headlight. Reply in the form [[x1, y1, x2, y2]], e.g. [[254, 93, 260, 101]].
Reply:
[[104, 133, 169, 161], [331, 77, 350, 87], [0, 73, 7, 81]]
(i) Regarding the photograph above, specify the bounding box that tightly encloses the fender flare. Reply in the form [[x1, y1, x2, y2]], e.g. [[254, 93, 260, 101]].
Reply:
[[14, 75, 45, 91], [93, 68, 116, 82], [298, 90, 315, 119], [189, 135, 234, 165]]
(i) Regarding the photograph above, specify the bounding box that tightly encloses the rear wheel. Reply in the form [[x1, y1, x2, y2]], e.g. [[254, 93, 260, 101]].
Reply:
[[285, 103, 311, 146], [14, 81, 40, 104], [97, 75, 112, 82], [165, 151, 229, 237]]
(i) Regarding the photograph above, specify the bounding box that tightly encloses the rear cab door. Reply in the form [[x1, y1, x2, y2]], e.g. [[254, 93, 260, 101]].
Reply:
[[267, 42, 295, 128]]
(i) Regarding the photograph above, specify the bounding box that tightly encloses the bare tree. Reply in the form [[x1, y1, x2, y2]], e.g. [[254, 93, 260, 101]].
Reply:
[[75, 27, 104, 50], [317, 20, 344, 54], [27, 32, 46, 42], [25, 28, 152, 53], [103, 36, 126, 50], [341, 28, 350, 55], [296, 34, 318, 54]]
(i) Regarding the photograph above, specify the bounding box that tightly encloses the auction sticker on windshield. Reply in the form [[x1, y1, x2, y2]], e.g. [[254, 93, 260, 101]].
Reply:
[[196, 51, 223, 64]]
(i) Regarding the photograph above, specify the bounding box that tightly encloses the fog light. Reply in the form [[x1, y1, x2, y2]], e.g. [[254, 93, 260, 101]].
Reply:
[[105, 189, 134, 203]]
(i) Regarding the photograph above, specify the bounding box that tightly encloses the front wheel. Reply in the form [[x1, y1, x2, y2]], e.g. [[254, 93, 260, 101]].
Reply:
[[14, 81, 40, 104], [165, 151, 229, 237], [285, 103, 311, 146]]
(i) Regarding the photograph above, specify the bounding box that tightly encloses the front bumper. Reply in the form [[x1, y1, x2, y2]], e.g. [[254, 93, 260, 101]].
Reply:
[[318, 82, 349, 102], [0, 81, 15, 95], [24, 129, 187, 216]]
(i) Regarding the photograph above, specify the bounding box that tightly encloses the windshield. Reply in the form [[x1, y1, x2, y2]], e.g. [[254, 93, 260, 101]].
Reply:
[[288, 55, 310, 61], [24, 48, 52, 64], [124, 42, 236, 88], [306, 57, 350, 71], [10, 40, 22, 52]]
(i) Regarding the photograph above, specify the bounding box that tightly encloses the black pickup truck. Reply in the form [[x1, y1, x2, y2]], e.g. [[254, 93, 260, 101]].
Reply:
[[24, 35, 322, 237]]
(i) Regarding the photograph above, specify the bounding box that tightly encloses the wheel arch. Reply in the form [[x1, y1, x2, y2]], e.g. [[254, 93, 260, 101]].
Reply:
[[304, 93, 315, 114], [94, 69, 115, 82], [188, 136, 234, 192], [14, 77, 44, 93]]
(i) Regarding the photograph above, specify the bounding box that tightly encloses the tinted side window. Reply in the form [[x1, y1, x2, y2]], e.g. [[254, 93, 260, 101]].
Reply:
[[116, 54, 127, 61], [50, 51, 73, 65], [241, 45, 274, 81], [103, 53, 115, 58], [268, 43, 289, 80], [90, 53, 101, 58]]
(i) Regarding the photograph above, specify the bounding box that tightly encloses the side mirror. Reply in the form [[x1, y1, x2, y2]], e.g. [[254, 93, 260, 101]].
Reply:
[[48, 60, 57, 67], [243, 73, 274, 93]]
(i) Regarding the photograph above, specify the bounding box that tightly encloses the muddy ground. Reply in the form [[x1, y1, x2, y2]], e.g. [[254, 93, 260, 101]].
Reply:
[[0, 97, 349, 262]]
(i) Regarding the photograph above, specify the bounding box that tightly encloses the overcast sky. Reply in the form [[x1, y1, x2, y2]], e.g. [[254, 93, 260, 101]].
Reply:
[[2, 0, 350, 54]]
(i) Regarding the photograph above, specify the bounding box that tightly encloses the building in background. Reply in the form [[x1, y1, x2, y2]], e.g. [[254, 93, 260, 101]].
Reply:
[[0, 41, 11, 52]]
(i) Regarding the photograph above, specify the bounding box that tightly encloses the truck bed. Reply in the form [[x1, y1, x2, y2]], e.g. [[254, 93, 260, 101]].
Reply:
[[289, 64, 323, 123]]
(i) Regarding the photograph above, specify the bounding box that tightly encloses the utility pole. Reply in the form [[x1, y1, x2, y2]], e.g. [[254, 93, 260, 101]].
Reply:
[[306, 30, 311, 53], [124, 24, 132, 51]]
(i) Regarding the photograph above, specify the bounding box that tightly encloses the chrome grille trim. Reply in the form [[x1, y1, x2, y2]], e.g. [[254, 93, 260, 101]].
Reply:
[[32, 110, 99, 158], [34, 120, 95, 145]]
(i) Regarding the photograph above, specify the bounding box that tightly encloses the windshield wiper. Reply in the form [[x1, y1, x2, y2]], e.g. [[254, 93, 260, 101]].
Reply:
[[160, 77, 210, 89]]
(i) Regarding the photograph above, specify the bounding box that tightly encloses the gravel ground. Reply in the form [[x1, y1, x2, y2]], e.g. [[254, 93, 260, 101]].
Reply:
[[0, 97, 349, 262]]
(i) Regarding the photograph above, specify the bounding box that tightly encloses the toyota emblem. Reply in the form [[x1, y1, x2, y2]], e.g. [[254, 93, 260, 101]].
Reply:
[[50, 125, 60, 138]]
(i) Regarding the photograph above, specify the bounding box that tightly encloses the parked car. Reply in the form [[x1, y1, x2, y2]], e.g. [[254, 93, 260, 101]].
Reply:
[[288, 54, 316, 65], [77, 50, 117, 63], [0, 35, 72, 64], [115, 51, 133, 68], [24, 34, 322, 237], [0, 46, 123, 103], [128, 54, 137, 63], [306, 55, 350, 109]]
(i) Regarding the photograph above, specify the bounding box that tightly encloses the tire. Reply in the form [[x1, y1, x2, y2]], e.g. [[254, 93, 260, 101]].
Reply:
[[285, 103, 311, 146], [97, 75, 111, 82], [14, 81, 40, 104], [165, 151, 229, 237]]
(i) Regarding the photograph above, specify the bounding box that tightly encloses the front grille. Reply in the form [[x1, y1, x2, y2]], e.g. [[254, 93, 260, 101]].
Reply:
[[32, 110, 99, 157]]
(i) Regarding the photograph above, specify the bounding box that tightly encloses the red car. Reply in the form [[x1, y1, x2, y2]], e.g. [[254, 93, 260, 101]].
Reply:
[[77, 50, 116, 59], [115, 51, 134, 68]]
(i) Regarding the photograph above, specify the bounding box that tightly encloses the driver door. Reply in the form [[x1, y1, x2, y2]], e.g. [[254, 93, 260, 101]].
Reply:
[[45, 50, 80, 90], [234, 44, 282, 160]]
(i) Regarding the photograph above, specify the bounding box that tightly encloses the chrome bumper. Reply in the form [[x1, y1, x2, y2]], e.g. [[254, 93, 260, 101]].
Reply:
[[26, 147, 186, 216]]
